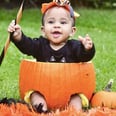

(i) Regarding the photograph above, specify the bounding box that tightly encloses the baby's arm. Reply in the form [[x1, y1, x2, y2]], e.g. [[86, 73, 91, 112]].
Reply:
[[78, 34, 93, 50], [8, 20, 22, 41]]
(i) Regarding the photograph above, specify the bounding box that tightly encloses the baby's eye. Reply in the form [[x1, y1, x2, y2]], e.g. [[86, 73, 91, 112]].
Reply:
[[48, 20, 54, 24], [61, 21, 67, 24]]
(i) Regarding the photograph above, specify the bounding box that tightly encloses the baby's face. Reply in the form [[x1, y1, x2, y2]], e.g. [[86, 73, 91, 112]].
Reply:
[[41, 7, 76, 45]]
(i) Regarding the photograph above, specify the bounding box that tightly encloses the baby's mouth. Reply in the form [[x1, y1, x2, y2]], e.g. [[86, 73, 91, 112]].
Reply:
[[52, 31, 62, 38]]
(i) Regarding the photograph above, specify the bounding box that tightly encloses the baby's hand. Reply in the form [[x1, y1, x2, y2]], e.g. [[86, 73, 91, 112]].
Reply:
[[8, 20, 22, 41], [78, 34, 93, 50]]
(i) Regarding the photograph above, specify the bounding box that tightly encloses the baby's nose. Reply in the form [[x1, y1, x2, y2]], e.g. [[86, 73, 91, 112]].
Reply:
[[54, 22, 61, 28]]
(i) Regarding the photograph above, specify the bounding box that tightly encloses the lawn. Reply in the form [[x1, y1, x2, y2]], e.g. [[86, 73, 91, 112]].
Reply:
[[0, 8, 116, 100]]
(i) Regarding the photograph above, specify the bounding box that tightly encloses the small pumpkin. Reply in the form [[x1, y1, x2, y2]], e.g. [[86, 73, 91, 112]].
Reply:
[[19, 59, 96, 109], [91, 91, 116, 108]]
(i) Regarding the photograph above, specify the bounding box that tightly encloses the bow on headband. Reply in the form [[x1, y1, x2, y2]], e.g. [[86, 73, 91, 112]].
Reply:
[[53, 0, 70, 5], [41, 0, 80, 18]]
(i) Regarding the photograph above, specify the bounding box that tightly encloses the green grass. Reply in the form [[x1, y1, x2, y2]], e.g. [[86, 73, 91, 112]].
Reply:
[[0, 8, 116, 99], [75, 9, 116, 91]]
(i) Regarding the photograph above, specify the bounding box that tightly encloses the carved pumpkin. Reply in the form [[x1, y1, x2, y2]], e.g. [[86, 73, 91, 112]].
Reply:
[[91, 91, 116, 108], [19, 59, 96, 109]]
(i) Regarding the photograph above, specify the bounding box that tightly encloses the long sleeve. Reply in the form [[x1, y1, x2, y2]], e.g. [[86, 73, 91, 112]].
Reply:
[[68, 40, 95, 62], [77, 42, 95, 62], [11, 33, 41, 57]]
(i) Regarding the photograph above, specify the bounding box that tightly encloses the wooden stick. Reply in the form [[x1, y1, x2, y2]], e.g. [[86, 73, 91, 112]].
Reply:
[[0, 0, 24, 66]]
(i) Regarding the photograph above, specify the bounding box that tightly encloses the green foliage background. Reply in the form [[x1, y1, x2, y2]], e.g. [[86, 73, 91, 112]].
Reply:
[[0, 0, 116, 9]]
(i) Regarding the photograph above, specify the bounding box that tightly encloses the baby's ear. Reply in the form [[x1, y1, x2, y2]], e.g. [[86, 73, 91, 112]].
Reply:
[[41, 26, 44, 32], [41, 26, 46, 37], [70, 26, 76, 36], [41, 26, 45, 34]]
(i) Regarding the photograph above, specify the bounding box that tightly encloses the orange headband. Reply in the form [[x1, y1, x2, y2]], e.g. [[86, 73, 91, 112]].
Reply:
[[41, 1, 80, 18]]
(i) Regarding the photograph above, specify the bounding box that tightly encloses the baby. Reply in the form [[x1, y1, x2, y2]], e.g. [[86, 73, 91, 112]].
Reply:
[[8, 0, 95, 113]]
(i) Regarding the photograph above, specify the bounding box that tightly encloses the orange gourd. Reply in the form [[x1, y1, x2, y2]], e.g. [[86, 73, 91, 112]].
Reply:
[[0, 103, 116, 115], [91, 91, 116, 108], [1, 103, 116, 115], [19, 59, 96, 109]]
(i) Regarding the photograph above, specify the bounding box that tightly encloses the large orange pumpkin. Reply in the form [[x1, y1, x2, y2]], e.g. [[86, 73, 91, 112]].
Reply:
[[19, 59, 96, 109], [91, 91, 116, 108]]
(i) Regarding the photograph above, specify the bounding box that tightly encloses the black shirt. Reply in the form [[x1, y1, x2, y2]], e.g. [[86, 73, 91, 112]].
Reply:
[[13, 33, 95, 63]]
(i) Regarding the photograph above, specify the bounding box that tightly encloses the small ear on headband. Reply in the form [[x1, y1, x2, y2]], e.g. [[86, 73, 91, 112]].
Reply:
[[74, 11, 80, 18]]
